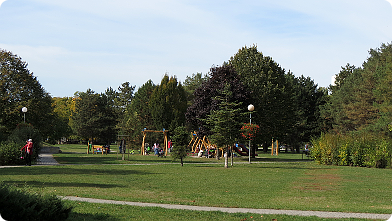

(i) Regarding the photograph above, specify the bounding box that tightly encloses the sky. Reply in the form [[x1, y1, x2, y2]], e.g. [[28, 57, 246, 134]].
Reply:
[[1, 0, 392, 97]]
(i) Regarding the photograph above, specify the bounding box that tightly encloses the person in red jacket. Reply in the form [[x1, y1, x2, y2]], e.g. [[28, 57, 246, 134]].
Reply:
[[21, 139, 33, 166]]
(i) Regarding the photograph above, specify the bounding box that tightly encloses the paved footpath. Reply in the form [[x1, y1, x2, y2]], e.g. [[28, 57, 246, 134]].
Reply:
[[3, 152, 391, 220], [62, 196, 391, 220]]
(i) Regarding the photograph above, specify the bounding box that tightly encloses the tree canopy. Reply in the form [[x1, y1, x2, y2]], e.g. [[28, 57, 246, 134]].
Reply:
[[149, 75, 187, 132], [186, 65, 249, 138], [0, 49, 54, 140], [324, 42, 392, 136], [71, 89, 118, 143]]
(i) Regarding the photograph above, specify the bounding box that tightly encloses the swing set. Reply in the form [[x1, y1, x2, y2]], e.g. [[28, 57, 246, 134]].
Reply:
[[141, 128, 169, 156]]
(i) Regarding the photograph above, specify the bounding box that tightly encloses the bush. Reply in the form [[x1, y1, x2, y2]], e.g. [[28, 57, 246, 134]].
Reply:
[[364, 139, 391, 168], [7, 123, 41, 164], [0, 182, 72, 221], [311, 133, 392, 168], [0, 142, 24, 165], [311, 133, 341, 165]]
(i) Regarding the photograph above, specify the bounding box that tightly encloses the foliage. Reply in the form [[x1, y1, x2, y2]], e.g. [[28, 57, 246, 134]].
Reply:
[[171, 126, 190, 166], [124, 80, 156, 146], [311, 132, 392, 168], [149, 75, 187, 132], [183, 72, 209, 106], [324, 43, 392, 135], [240, 123, 260, 140], [71, 89, 118, 143], [0, 141, 24, 165], [228, 45, 329, 152], [186, 65, 249, 138], [51, 97, 74, 142], [0, 182, 72, 221], [205, 83, 243, 147], [229, 45, 296, 147], [0, 49, 54, 139], [286, 74, 328, 149], [105, 82, 135, 134], [6, 123, 42, 163]]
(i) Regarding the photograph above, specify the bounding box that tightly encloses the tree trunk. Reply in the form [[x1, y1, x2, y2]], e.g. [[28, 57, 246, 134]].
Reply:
[[224, 147, 228, 168], [181, 157, 183, 166], [263, 142, 268, 152], [230, 146, 233, 167]]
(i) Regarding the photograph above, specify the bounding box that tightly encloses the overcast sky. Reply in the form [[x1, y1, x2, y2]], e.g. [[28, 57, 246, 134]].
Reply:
[[1, 0, 392, 97]]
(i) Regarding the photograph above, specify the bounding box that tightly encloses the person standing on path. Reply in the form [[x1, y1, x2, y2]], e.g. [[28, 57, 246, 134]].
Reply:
[[21, 139, 33, 166]]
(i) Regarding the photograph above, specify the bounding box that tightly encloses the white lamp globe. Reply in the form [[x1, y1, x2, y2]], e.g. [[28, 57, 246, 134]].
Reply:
[[248, 104, 254, 112]]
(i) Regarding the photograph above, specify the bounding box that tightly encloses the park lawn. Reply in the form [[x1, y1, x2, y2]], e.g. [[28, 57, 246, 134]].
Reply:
[[53, 143, 307, 164], [1, 160, 391, 215], [65, 201, 379, 221]]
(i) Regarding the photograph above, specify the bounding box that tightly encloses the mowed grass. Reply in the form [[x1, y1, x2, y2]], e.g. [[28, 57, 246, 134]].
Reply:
[[65, 201, 377, 221], [1, 144, 391, 220], [53, 143, 308, 164]]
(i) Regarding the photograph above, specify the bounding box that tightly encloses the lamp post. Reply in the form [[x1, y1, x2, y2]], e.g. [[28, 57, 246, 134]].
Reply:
[[248, 104, 254, 164], [22, 107, 27, 123]]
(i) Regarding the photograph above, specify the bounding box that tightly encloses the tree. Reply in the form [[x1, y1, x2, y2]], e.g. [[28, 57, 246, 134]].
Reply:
[[204, 83, 243, 168], [0, 49, 54, 139], [229, 45, 295, 151], [124, 80, 156, 146], [322, 42, 392, 135], [71, 89, 118, 143], [286, 74, 328, 149], [183, 72, 209, 106], [149, 75, 187, 132], [51, 97, 74, 142], [171, 126, 189, 166], [329, 63, 357, 94], [186, 65, 249, 138], [105, 82, 135, 135]]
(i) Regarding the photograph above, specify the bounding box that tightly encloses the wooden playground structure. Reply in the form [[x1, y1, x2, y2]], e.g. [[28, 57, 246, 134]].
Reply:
[[187, 131, 220, 157], [141, 128, 169, 156]]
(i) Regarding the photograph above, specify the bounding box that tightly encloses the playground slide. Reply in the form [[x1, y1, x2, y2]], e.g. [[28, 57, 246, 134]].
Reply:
[[233, 144, 258, 156]]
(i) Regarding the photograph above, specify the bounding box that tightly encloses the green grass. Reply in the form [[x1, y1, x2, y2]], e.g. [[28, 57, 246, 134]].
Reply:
[[65, 201, 377, 221], [1, 144, 391, 220], [53, 143, 308, 164]]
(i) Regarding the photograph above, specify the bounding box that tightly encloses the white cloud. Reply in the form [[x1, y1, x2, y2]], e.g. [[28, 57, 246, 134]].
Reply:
[[0, 0, 6, 7], [387, 0, 392, 7]]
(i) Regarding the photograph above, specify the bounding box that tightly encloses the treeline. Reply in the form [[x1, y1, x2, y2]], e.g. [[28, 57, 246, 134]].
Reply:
[[313, 42, 392, 168], [54, 45, 329, 152], [2, 43, 392, 167]]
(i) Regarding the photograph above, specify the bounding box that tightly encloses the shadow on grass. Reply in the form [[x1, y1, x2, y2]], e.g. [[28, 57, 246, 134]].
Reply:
[[0, 167, 158, 176], [236, 156, 313, 163], [3, 180, 123, 189], [68, 212, 120, 221]]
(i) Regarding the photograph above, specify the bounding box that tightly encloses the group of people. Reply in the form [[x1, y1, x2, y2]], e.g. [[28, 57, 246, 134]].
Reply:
[[145, 140, 172, 157]]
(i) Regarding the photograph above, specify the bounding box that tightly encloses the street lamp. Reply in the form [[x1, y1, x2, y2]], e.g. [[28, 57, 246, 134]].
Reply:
[[248, 104, 254, 164], [22, 107, 27, 123]]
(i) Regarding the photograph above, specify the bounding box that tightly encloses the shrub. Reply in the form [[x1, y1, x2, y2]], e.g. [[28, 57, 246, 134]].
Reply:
[[0, 142, 24, 165], [311, 133, 341, 165], [349, 139, 367, 167], [364, 139, 391, 168], [312, 132, 392, 168], [7, 123, 41, 163], [0, 182, 72, 221]]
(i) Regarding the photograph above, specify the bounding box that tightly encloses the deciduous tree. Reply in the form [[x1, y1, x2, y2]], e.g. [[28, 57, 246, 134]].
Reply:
[[0, 49, 53, 139]]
